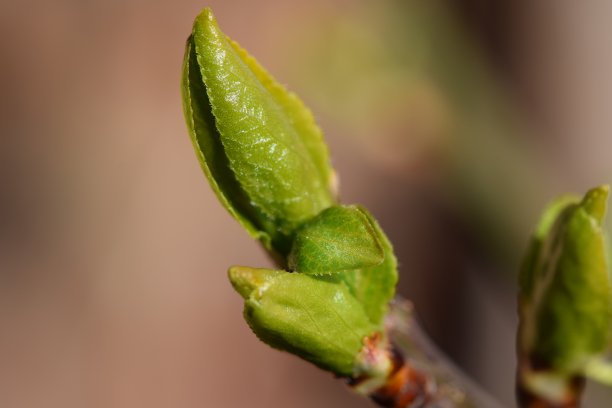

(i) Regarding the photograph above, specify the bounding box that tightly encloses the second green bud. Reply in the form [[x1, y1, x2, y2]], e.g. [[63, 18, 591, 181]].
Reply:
[[519, 186, 612, 381], [228, 266, 389, 378]]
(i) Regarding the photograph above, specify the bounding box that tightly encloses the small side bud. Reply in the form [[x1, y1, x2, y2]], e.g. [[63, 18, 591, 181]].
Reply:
[[288, 205, 385, 274], [228, 266, 383, 377]]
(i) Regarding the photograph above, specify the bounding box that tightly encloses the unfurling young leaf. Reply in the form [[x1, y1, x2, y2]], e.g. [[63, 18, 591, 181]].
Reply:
[[182, 8, 336, 256]]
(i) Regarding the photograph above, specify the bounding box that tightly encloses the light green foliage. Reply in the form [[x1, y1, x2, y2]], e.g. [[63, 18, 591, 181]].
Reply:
[[226, 38, 334, 197], [229, 266, 378, 376], [326, 209, 398, 326], [288, 205, 384, 274], [519, 185, 612, 374], [287, 205, 398, 326], [182, 8, 398, 379], [182, 8, 335, 256]]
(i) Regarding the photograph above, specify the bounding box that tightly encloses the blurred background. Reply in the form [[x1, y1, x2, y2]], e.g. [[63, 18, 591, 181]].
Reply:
[[1, 0, 611, 407]]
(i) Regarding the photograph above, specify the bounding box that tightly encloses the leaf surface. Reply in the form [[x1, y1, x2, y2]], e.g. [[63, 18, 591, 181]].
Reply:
[[182, 9, 336, 254], [288, 205, 384, 274], [327, 208, 398, 326], [519, 185, 612, 372], [229, 266, 377, 376]]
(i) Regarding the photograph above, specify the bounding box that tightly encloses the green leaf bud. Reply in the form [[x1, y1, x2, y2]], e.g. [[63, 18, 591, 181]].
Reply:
[[228, 266, 381, 376], [182, 8, 336, 256], [519, 185, 612, 374]]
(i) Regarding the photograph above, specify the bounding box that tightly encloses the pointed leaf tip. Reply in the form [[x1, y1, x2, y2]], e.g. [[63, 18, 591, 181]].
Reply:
[[195, 7, 216, 25], [581, 185, 609, 225], [228, 266, 281, 300]]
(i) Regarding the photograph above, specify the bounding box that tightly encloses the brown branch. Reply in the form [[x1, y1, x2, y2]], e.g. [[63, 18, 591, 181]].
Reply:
[[351, 299, 505, 408]]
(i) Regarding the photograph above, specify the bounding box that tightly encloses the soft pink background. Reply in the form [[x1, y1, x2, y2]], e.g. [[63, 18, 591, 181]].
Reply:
[[1, 1, 612, 407]]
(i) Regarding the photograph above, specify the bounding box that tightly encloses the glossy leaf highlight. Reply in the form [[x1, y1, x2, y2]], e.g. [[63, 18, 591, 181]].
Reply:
[[182, 8, 336, 255]]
